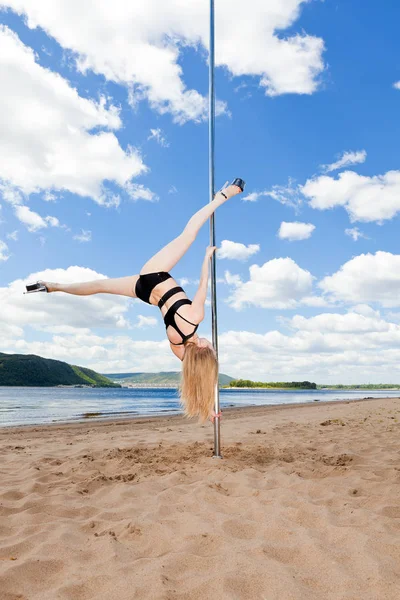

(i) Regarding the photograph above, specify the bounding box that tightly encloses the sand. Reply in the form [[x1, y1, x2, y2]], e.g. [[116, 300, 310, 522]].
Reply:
[[1, 397, 400, 600]]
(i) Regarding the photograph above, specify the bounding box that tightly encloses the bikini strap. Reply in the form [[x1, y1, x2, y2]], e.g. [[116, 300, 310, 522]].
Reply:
[[163, 299, 196, 324], [169, 326, 199, 346], [163, 299, 192, 324], [174, 310, 198, 327], [158, 286, 184, 309]]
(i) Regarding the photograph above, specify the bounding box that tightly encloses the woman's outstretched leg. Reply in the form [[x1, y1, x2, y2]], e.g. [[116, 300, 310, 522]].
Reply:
[[140, 184, 241, 275], [44, 275, 139, 298]]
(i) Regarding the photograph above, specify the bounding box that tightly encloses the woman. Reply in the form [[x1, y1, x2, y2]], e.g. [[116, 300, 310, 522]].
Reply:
[[26, 179, 245, 423]]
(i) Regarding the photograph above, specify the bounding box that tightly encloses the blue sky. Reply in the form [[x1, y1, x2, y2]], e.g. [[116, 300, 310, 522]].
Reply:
[[1, 0, 400, 383]]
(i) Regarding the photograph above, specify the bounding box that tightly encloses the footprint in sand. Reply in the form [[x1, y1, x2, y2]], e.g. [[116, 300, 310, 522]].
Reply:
[[208, 482, 230, 495], [2, 558, 64, 590], [185, 533, 225, 557], [261, 543, 298, 565], [0, 490, 25, 501], [381, 506, 400, 518], [94, 529, 117, 539], [221, 519, 259, 540]]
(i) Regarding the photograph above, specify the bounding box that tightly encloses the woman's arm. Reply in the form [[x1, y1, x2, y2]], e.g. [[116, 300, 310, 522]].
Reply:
[[190, 246, 216, 322]]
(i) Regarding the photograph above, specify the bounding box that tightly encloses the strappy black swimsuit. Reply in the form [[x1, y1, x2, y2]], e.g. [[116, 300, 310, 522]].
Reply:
[[135, 272, 199, 346]]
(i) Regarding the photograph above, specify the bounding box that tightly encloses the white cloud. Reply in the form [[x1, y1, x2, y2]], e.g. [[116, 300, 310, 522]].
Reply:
[[0, 26, 147, 204], [13, 204, 61, 232], [300, 295, 330, 308], [321, 150, 367, 173], [0, 329, 177, 374], [393, 81, 400, 90], [0, 183, 22, 205], [302, 170, 400, 222], [0, 239, 10, 261], [45, 215, 60, 227], [2, 266, 133, 331], [13, 205, 46, 232], [73, 229, 92, 243], [1, 0, 326, 124], [278, 221, 315, 241], [0, 322, 23, 338], [288, 310, 391, 334], [43, 191, 57, 202], [218, 307, 400, 383], [350, 304, 381, 318], [126, 183, 158, 202], [148, 128, 169, 147], [178, 276, 224, 288], [0, 182, 63, 232], [178, 277, 222, 288], [226, 257, 314, 310], [178, 277, 191, 287], [243, 178, 302, 210], [135, 315, 158, 329], [320, 252, 400, 307], [217, 240, 260, 261], [345, 227, 367, 241], [36, 325, 92, 335], [6, 230, 18, 241], [242, 192, 261, 202], [385, 311, 400, 323]]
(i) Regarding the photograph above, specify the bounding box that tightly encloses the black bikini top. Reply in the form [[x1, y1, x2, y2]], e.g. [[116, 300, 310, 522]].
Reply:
[[158, 286, 199, 346]]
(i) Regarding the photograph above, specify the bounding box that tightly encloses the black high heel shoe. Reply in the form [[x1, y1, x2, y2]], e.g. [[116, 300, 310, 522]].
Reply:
[[24, 281, 48, 294], [231, 178, 245, 192], [218, 178, 246, 199]]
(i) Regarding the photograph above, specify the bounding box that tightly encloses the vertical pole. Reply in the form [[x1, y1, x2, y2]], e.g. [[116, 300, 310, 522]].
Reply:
[[209, 0, 222, 459]]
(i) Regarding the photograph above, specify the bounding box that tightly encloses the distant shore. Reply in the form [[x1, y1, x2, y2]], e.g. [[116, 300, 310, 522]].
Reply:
[[224, 386, 315, 391]]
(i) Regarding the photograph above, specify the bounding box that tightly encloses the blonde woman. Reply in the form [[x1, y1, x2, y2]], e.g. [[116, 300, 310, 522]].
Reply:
[[26, 179, 245, 423]]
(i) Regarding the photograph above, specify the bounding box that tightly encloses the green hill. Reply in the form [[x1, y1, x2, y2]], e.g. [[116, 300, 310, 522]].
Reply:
[[104, 371, 235, 387], [0, 352, 120, 387]]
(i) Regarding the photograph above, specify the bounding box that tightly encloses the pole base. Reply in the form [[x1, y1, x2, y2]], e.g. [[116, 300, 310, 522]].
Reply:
[[212, 454, 223, 459]]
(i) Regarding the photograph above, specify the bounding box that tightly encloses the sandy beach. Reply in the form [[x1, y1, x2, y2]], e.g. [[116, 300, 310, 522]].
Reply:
[[1, 397, 400, 600]]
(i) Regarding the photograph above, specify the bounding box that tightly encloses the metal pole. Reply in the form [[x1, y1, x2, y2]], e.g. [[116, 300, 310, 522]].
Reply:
[[209, 0, 222, 458]]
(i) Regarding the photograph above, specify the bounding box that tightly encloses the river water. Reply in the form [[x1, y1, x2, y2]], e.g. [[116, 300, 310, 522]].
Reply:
[[0, 387, 399, 428]]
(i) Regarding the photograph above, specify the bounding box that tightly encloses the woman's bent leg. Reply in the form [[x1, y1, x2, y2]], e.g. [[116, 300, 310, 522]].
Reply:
[[48, 275, 139, 298], [140, 191, 231, 275]]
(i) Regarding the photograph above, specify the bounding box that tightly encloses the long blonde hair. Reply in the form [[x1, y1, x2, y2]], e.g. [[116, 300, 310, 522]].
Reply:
[[179, 342, 218, 424]]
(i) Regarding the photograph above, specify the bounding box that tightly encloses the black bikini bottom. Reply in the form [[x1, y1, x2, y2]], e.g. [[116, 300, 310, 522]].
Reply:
[[135, 272, 172, 304]]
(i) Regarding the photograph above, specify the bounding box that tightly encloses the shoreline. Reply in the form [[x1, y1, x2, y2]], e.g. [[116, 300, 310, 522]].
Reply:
[[1, 394, 399, 434]]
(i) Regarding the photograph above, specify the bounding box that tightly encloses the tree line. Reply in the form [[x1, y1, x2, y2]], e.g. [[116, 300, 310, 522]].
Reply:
[[227, 379, 317, 389]]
